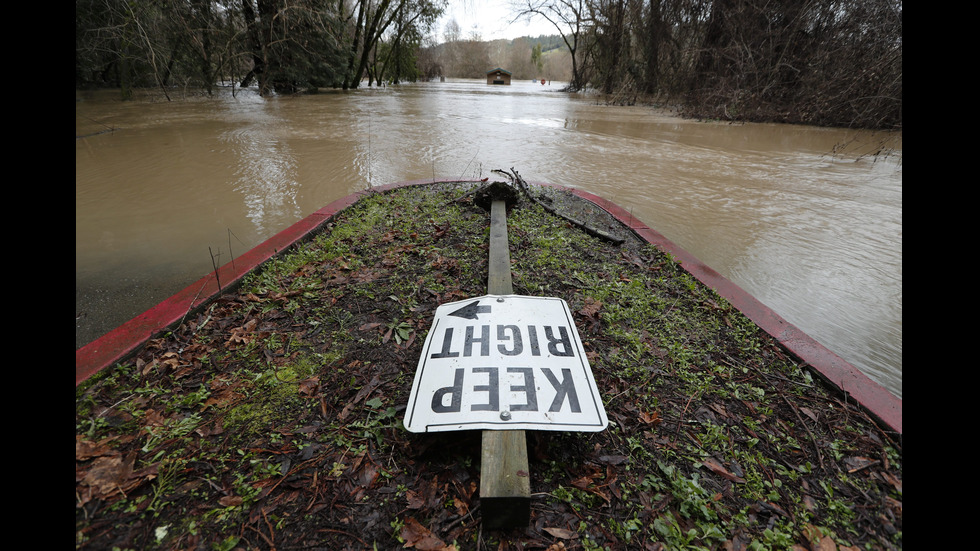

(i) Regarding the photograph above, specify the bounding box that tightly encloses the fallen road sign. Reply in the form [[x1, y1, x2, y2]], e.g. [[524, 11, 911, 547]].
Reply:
[[404, 294, 608, 433]]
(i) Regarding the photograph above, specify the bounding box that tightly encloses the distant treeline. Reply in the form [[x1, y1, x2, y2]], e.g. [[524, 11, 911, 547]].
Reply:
[[75, 0, 901, 129], [525, 34, 566, 53]]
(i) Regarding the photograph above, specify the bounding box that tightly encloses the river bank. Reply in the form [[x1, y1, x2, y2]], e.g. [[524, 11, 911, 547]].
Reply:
[[76, 179, 901, 550]]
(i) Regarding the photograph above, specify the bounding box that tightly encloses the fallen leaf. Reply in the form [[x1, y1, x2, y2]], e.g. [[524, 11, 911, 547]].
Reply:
[[432, 221, 450, 238], [193, 421, 225, 438], [406, 490, 424, 509], [452, 497, 469, 516], [202, 384, 241, 409], [880, 471, 902, 493], [802, 524, 838, 551], [76, 436, 115, 461], [708, 403, 730, 419], [226, 318, 259, 347], [570, 476, 593, 490], [579, 297, 602, 317], [401, 329, 417, 349], [219, 495, 243, 507], [297, 376, 319, 396], [639, 411, 661, 426], [82, 454, 134, 495], [400, 517, 447, 550], [701, 457, 746, 483], [80, 451, 156, 499], [159, 351, 180, 370], [543, 527, 578, 539], [607, 464, 622, 499], [358, 462, 379, 488]]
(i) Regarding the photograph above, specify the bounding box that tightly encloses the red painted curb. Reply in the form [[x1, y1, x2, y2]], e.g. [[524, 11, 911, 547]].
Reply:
[[76, 180, 901, 437]]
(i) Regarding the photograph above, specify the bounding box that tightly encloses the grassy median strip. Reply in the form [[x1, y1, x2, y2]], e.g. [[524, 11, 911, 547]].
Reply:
[[77, 182, 901, 551]]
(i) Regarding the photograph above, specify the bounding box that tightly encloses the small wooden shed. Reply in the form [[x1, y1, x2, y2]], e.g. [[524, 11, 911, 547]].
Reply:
[[486, 68, 512, 85]]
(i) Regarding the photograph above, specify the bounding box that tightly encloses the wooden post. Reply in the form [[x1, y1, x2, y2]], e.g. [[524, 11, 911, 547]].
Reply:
[[480, 198, 531, 529], [487, 199, 515, 297]]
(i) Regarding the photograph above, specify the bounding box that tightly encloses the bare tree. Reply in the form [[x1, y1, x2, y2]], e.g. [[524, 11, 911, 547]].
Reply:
[[511, 0, 592, 90], [440, 17, 462, 76]]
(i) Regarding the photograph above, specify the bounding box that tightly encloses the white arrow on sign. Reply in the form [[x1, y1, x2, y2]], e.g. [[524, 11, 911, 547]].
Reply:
[[403, 294, 608, 433]]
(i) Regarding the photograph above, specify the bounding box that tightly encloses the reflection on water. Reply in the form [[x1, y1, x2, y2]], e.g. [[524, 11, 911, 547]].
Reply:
[[219, 95, 302, 234], [76, 81, 901, 398]]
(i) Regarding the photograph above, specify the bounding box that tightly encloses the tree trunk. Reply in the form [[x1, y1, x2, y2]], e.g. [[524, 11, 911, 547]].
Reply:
[[342, 0, 368, 89], [255, 0, 276, 95], [352, 0, 396, 90], [643, 0, 663, 94], [195, 0, 214, 95], [239, 0, 266, 92]]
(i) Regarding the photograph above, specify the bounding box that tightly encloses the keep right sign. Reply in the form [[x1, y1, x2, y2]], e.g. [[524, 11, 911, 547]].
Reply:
[[403, 294, 608, 433]]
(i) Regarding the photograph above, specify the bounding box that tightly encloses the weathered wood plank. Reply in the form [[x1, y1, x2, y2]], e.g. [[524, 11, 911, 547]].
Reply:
[[480, 198, 531, 529], [487, 198, 514, 296], [480, 429, 531, 528]]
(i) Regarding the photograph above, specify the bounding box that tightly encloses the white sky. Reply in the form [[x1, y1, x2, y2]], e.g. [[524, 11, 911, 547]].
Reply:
[[435, 0, 558, 42]]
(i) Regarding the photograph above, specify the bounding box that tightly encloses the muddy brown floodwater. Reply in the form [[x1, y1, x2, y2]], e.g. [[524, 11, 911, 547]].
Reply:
[[75, 79, 902, 398]]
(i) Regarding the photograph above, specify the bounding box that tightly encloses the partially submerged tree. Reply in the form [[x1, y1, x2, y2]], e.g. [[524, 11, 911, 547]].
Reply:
[[367, 0, 444, 85], [76, 0, 445, 95], [341, 0, 446, 89], [238, 0, 347, 95], [508, 0, 902, 128], [682, 0, 902, 127]]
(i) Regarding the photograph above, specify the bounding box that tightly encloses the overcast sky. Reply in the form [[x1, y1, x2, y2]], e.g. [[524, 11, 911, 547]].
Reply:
[[435, 0, 557, 42]]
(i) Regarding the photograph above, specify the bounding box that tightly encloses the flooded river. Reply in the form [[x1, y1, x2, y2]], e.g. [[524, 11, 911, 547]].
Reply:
[[76, 79, 902, 398]]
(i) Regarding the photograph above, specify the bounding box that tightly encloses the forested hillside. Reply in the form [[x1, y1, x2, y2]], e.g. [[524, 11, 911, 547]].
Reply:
[[416, 36, 572, 82]]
